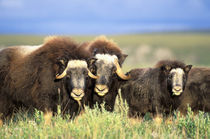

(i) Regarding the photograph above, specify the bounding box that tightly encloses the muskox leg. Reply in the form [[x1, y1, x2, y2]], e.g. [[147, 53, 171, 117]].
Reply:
[[44, 110, 53, 125], [0, 95, 15, 126], [0, 115, 3, 127]]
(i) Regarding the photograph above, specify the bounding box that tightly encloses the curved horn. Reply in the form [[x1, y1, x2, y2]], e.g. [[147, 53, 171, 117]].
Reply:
[[114, 59, 131, 80], [56, 68, 67, 79], [88, 69, 98, 79]]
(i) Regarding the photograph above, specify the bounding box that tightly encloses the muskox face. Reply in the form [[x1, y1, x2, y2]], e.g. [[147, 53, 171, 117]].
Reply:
[[56, 60, 98, 101], [164, 65, 192, 96], [91, 54, 130, 96]]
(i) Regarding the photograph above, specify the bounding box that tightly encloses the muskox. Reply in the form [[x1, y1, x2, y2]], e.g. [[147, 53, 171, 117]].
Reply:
[[80, 36, 130, 111], [0, 36, 97, 125], [120, 60, 192, 118], [176, 67, 210, 114]]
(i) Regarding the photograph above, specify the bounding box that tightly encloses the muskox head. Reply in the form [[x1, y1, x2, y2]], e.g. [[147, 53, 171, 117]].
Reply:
[[89, 54, 130, 96], [56, 60, 98, 101], [162, 64, 192, 96]]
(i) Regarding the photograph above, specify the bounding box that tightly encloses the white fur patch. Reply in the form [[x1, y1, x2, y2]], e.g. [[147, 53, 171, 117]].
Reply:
[[170, 68, 184, 86], [18, 45, 42, 56], [170, 68, 184, 75], [67, 60, 87, 68], [95, 54, 118, 64]]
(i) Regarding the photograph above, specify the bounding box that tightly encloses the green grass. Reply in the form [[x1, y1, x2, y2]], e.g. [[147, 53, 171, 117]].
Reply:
[[0, 98, 209, 139]]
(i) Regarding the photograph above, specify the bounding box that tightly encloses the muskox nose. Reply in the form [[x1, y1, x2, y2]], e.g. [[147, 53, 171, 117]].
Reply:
[[173, 86, 182, 92], [94, 84, 109, 96], [172, 86, 183, 96], [71, 88, 85, 101]]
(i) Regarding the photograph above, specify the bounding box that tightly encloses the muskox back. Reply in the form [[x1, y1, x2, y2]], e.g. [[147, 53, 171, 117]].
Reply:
[[177, 67, 210, 114], [120, 60, 192, 118], [0, 45, 46, 112]]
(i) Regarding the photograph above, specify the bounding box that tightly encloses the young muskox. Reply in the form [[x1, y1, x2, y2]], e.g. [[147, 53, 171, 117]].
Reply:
[[80, 36, 130, 111], [120, 60, 192, 118], [176, 67, 210, 114], [0, 36, 97, 125]]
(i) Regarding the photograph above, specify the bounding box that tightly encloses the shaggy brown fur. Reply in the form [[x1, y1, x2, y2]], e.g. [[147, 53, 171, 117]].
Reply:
[[120, 60, 192, 117], [0, 36, 92, 120], [176, 67, 210, 114], [85, 36, 126, 65], [155, 60, 187, 69], [79, 36, 128, 111]]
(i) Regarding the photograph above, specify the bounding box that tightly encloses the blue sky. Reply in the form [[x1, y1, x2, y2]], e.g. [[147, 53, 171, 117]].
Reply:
[[0, 0, 210, 34]]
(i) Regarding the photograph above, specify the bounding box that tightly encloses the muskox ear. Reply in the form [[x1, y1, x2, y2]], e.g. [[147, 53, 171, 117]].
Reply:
[[163, 65, 171, 72], [184, 65, 192, 73], [87, 57, 97, 73], [54, 58, 67, 77], [59, 59, 65, 65], [87, 57, 97, 65], [119, 54, 128, 65], [57, 59, 67, 67]]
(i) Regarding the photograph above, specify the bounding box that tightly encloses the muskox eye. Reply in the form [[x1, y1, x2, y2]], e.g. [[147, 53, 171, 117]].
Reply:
[[83, 70, 88, 75]]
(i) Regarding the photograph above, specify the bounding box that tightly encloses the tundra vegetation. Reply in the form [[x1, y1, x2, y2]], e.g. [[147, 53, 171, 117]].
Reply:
[[0, 98, 209, 138], [0, 33, 210, 138]]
